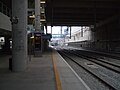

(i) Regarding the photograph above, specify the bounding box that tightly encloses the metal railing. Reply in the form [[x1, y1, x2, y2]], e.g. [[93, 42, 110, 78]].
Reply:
[[0, 1, 11, 17]]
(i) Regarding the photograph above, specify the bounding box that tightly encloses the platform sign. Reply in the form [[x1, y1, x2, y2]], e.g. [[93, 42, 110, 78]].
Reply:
[[34, 33, 41, 51]]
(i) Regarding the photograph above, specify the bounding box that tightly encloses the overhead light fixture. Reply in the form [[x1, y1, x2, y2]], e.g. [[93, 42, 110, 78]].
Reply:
[[40, 1, 45, 4], [29, 15, 35, 18], [40, 19, 46, 22], [30, 36, 34, 39]]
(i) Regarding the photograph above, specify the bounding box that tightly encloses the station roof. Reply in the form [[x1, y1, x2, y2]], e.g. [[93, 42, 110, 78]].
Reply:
[[45, 0, 120, 26]]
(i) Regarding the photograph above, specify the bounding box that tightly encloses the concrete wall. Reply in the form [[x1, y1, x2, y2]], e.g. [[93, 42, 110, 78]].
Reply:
[[65, 27, 91, 43], [0, 12, 12, 31], [68, 16, 120, 52], [92, 16, 120, 52]]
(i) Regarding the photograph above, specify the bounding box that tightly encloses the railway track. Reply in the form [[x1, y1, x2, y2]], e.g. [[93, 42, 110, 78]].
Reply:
[[74, 50, 120, 67], [58, 49, 120, 90], [67, 50, 120, 73]]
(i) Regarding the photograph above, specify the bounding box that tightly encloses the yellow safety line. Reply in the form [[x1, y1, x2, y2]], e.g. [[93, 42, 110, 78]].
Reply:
[[52, 50, 62, 90]]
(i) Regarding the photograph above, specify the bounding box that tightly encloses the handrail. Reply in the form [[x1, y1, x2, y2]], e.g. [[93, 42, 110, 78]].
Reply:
[[0, 1, 11, 17]]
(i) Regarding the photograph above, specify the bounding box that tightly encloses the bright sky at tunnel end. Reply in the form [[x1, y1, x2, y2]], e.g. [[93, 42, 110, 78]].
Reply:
[[45, 26, 81, 34]]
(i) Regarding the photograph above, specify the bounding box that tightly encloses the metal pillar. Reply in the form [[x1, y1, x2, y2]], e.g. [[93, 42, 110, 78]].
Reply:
[[61, 26, 62, 34], [70, 26, 71, 39], [12, 0, 27, 71], [51, 26, 52, 34], [61, 26, 62, 38], [81, 27, 83, 37], [45, 25, 47, 34]]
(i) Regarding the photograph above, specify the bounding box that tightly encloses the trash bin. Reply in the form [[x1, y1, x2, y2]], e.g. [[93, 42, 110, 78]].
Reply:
[[9, 58, 12, 70]]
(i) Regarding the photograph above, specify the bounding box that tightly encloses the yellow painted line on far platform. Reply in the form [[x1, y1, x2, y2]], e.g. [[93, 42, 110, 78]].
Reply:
[[52, 50, 62, 90]]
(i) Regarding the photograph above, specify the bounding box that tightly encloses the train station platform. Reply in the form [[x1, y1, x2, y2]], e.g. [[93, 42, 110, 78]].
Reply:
[[0, 49, 90, 90]]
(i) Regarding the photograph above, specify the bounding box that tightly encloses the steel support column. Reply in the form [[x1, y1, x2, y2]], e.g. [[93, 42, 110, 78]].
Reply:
[[70, 26, 71, 39], [45, 25, 47, 34], [51, 26, 52, 34]]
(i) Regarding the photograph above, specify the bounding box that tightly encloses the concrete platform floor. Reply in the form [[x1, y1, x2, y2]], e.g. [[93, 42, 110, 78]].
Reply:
[[0, 49, 91, 90], [0, 51, 57, 90]]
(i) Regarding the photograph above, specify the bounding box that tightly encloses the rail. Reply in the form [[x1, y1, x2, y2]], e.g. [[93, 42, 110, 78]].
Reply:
[[58, 50, 120, 90]]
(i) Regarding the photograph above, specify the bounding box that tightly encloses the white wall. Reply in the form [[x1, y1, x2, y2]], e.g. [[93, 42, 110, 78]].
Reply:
[[0, 12, 12, 31], [65, 28, 92, 43]]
